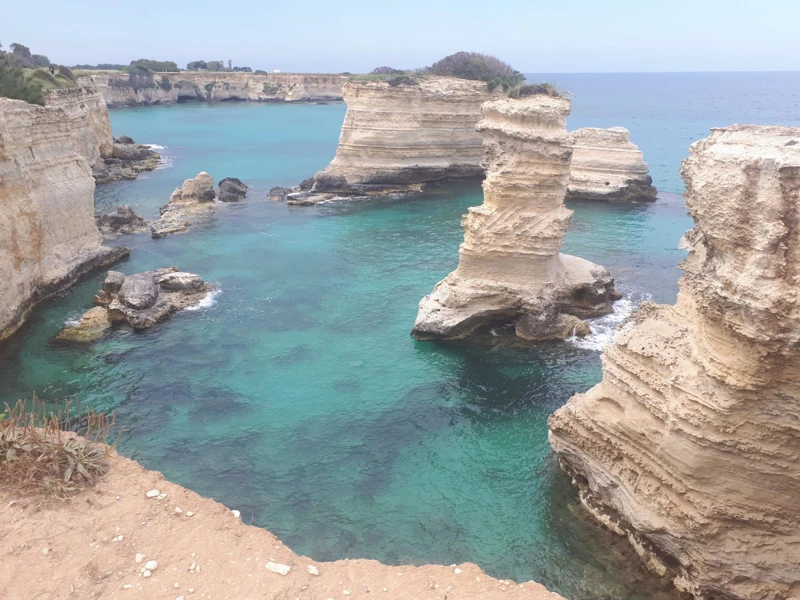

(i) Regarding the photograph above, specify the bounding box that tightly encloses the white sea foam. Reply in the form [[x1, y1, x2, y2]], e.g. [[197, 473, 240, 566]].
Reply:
[[567, 291, 648, 351], [144, 144, 166, 150], [184, 288, 222, 311], [64, 319, 81, 328], [154, 155, 174, 170]]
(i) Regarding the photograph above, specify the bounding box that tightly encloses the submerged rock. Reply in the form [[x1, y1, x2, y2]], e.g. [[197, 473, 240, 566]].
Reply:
[[412, 95, 619, 342], [549, 125, 800, 600], [218, 177, 248, 202], [96, 205, 148, 235], [55, 267, 210, 342]]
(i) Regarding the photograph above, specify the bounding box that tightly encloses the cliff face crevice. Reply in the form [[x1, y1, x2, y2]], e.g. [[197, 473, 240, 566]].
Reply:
[[308, 78, 499, 198], [0, 88, 127, 340], [83, 72, 346, 107], [412, 96, 619, 342], [567, 127, 657, 202], [548, 125, 800, 600]]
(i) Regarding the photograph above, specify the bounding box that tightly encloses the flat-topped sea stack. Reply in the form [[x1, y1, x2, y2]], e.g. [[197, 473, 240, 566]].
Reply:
[[567, 127, 657, 202], [549, 125, 800, 599], [0, 86, 128, 340], [412, 94, 620, 341], [296, 77, 499, 202]]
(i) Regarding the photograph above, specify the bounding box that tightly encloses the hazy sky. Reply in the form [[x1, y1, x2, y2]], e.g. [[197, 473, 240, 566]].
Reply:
[[3, 0, 798, 73]]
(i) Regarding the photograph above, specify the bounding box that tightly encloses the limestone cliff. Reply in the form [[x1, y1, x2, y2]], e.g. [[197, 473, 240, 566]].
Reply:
[[412, 95, 619, 341], [306, 78, 499, 198], [548, 125, 800, 600], [0, 92, 127, 340], [81, 71, 346, 107], [567, 127, 656, 202]]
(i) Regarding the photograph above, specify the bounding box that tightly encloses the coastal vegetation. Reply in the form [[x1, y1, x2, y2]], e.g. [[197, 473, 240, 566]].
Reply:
[[1, 397, 118, 499], [129, 58, 180, 72], [187, 59, 253, 72], [0, 42, 77, 105], [508, 83, 560, 98]]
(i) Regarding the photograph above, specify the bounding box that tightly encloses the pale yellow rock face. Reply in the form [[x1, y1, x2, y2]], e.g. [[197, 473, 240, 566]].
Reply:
[[0, 88, 125, 340], [412, 95, 619, 341], [567, 127, 656, 202], [311, 78, 499, 195], [548, 125, 800, 600], [81, 71, 346, 107]]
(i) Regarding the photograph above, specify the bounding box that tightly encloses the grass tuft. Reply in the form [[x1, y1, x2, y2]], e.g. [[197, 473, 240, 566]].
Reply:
[[0, 396, 120, 499]]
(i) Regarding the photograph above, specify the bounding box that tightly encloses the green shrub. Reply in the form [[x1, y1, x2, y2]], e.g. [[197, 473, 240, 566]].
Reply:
[[158, 74, 172, 91], [262, 83, 281, 94], [1, 397, 119, 499], [425, 51, 524, 88], [509, 83, 560, 98], [129, 59, 179, 72], [386, 75, 417, 87], [254, 69, 267, 75], [0, 54, 45, 104]]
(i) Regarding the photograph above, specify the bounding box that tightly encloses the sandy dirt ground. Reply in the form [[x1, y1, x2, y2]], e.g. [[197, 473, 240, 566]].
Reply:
[[0, 450, 565, 600]]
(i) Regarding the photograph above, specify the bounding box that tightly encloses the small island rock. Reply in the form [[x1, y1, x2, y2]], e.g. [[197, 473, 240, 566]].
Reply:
[[218, 177, 248, 202]]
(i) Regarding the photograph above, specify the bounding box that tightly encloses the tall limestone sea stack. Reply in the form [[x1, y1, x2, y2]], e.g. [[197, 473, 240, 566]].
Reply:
[[549, 125, 800, 600], [306, 77, 498, 199], [0, 85, 128, 340], [412, 94, 620, 341]]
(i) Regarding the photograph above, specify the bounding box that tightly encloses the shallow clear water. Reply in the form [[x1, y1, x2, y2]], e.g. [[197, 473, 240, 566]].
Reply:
[[4, 74, 795, 598]]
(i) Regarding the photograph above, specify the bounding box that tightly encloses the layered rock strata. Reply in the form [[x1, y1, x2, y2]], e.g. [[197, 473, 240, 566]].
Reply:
[[81, 71, 346, 107], [294, 77, 499, 202], [412, 96, 619, 341], [548, 125, 800, 600], [151, 172, 218, 238], [56, 267, 208, 342], [0, 91, 127, 340], [567, 127, 657, 202], [92, 135, 161, 183]]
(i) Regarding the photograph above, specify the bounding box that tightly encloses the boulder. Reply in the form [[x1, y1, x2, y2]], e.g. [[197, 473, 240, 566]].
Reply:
[[171, 172, 216, 203], [115, 135, 135, 144], [218, 177, 248, 202], [118, 274, 159, 309], [53, 307, 112, 344], [157, 272, 204, 292], [103, 271, 126, 294], [268, 186, 292, 202], [96, 205, 148, 235]]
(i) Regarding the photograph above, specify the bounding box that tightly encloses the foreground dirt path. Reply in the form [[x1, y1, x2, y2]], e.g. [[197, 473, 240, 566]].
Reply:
[[0, 451, 564, 600]]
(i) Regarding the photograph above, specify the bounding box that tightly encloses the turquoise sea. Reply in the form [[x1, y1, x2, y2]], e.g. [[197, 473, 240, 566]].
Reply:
[[3, 72, 800, 599]]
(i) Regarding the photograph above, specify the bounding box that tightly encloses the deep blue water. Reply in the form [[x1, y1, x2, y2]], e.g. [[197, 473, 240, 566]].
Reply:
[[4, 73, 798, 599]]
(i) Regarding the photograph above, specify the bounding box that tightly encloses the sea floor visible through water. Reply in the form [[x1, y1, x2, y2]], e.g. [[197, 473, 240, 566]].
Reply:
[[4, 74, 799, 599]]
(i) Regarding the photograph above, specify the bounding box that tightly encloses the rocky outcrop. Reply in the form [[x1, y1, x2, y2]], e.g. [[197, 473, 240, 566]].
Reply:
[[548, 125, 800, 600], [268, 186, 293, 201], [80, 71, 346, 107], [412, 96, 619, 342], [92, 135, 161, 183], [96, 205, 149, 235], [57, 267, 209, 342], [151, 172, 218, 238], [218, 177, 248, 202], [567, 127, 657, 202], [0, 91, 128, 340], [294, 77, 499, 202]]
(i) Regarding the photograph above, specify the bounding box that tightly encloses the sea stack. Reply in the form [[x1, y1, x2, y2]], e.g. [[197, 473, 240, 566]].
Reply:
[[412, 94, 619, 341], [548, 125, 800, 599], [567, 127, 657, 202], [302, 77, 498, 200]]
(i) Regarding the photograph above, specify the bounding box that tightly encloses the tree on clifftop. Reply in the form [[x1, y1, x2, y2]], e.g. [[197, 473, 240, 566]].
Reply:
[[425, 51, 524, 91], [129, 59, 179, 72], [0, 44, 45, 105]]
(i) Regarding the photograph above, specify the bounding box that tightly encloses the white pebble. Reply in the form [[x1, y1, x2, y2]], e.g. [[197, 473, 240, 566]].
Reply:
[[188, 589, 195, 594], [383, 588, 388, 592], [145, 560, 158, 571], [157, 493, 167, 500], [122, 583, 132, 589], [174, 582, 180, 588], [454, 567, 462, 574], [306, 565, 320, 576], [176, 597, 185, 600], [266, 562, 291, 576], [42, 548, 49, 555], [343, 591, 351, 596], [186, 511, 194, 517], [231, 510, 240, 518], [135, 553, 145, 564], [174, 507, 183, 514], [145, 489, 160, 498], [143, 570, 152, 578]]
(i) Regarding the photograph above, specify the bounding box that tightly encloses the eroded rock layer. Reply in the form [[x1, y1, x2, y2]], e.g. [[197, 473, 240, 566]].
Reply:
[[548, 125, 800, 600], [305, 78, 499, 199], [0, 90, 127, 340], [412, 96, 619, 341], [567, 127, 657, 202], [82, 71, 346, 107]]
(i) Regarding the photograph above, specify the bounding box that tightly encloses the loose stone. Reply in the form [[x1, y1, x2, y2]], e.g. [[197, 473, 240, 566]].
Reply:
[[266, 562, 291, 576]]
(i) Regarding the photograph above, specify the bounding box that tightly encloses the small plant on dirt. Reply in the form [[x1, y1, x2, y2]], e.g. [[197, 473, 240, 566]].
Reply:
[[0, 396, 120, 499], [508, 82, 560, 98]]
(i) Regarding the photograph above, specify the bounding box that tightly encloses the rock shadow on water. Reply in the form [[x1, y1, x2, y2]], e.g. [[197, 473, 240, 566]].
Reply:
[[271, 344, 314, 366]]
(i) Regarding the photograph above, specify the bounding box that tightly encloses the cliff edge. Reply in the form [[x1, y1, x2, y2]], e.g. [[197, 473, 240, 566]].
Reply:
[[0, 88, 127, 340], [412, 95, 619, 341], [549, 125, 800, 600]]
